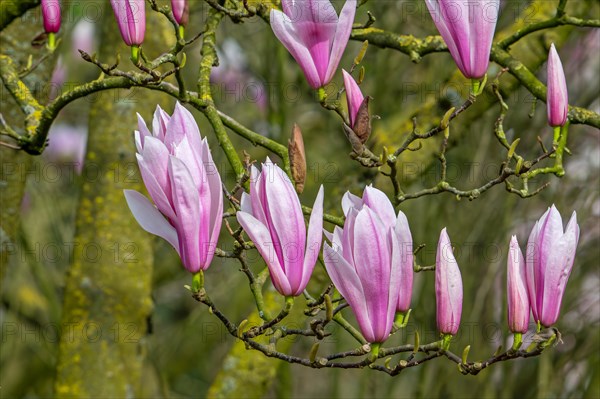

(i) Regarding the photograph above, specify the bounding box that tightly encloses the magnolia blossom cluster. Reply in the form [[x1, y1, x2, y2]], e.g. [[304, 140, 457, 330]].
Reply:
[[111, 0, 579, 346], [507, 206, 579, 333], [106, 0, 189, 60], [43, 0, 569, 126], [125, 102, 579, 346]]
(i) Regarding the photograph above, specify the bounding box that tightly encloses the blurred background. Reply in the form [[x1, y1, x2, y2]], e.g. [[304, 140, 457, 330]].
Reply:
[[1, 0, 599, 397]]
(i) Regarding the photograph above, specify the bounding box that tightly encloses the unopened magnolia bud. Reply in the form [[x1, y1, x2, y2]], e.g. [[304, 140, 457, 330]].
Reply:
[[288, 123, 306, 193], [353, 96, 372, 145]]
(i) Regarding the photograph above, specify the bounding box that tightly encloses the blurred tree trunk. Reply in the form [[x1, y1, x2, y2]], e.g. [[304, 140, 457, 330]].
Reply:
[[0, 6, 56, 278], [54, 5, 173, 397]]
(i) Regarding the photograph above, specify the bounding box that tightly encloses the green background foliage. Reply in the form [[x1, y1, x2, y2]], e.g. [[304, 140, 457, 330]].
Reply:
[[1, 0, 598, 397]]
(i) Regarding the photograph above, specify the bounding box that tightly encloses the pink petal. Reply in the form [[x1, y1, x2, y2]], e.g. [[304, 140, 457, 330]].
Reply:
[[282, 0, 338, 23], [341, 191, 363, 216], [124, 189, 179, 252], [299, 185, 324, 295], [137, 154, 176, 221], [547, 44, 569, 127], [425, 0, 467, 77], [469, 0, 498, 78], [507, 236, 529, 333], [237, 211, 292, 295], [165, 103, 202, 154], [395, 211, 414, 312], [151, 105, 170, 141], [323, 243, 374, 342], [263, 163, 306, 293], [362, 185, 396, 231], [199, 137, 224, 245], [250, 165, 268, 225], [324, 0, 357, 84], [270, 9, 322, 88], [41, 0, 61, 33], [436, 228, 463, 334], [342, 69, 364, 128], [169, 156, 202, 272], [352, 207, 391, 342], [294, 20, 337, 83]]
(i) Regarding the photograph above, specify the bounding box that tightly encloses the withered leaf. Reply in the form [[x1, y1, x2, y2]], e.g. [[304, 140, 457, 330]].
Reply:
[[288, 123, 306, 193]]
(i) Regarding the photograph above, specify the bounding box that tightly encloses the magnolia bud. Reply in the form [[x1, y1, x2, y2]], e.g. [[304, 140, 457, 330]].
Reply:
[[288, 123, 306, 194]]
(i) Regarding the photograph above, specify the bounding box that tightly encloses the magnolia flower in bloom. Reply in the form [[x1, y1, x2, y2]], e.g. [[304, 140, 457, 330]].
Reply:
[[171, 0, 189, 26], [526, 205, 579, 327], [507, 236, 529, 334], [342, 69, 364, 130], [124, 103, 223, 273], [110, 0, 146, 47], [546, 44, 569, 127], [236, 159, 324, 297], [270, 0, 357, 89], [41, 0, 61, 34], [323, 186, 413, 343], [435, 228, 463, 335], [425, 0, 500, 79]]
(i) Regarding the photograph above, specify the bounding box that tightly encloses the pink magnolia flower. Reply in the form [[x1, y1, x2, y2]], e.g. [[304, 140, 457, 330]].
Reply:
[[236, 159, 324, 297], [526, 205, 579, 327], [171, 0, 189, 26], [547, 44, 569, 127], [270, 0, 357, 89], [41, 0, 61, 33], [507, 236, 529, 333], [110, 0, 146, 46], [323, 186, 413, 343], [436, 228, 463, 335], [124, 103, 223, 273], [342, 69, 364, 129], [425, 0, 500, 79]]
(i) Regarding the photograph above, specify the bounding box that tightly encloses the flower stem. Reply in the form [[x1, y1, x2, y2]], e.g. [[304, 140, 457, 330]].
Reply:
[[440, 333, 453, 351], [317, 87, 327, 103], [471, 79, 481, 95], [192, 271, 204, 293], [552, 126, 561, 145], [131, 45, 140, 64], [47, 32, 56, 51], [369, 342, 381, 362], [511, 332, 523, 350]]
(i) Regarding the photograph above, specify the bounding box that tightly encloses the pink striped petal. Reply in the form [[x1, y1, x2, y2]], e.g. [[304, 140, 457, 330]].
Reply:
[[168, 156, 202, 272], [436, 228, 463, 335], [237, 211, 292, 295], [342, 69, 364, 128], [352, 207, 391, 342], [362, 185, 396, 231], [547, 44, 569, 127], [324, 0, 356, 84], [507, 236, 529, 333], [299, 185, 324, 295], [395, 211, 413, 312], [270, 9, 321, 88], [263, 163, 306, 292], [323, 243, 374, 342]]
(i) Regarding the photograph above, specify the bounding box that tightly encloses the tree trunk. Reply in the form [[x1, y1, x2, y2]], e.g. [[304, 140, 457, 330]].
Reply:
[[54, 5, 173, 397]]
